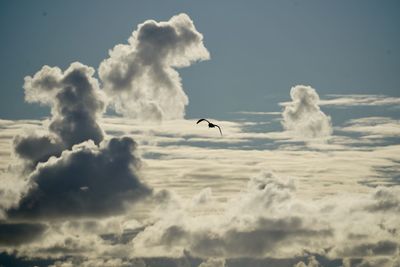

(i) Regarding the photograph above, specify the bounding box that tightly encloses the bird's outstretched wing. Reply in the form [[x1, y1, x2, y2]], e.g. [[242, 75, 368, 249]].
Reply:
[[197, 118, 210, 124], [215, 125, 223, 136]]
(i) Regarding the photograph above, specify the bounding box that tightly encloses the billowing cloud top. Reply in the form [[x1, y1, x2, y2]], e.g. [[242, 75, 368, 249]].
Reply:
[[99, 13, 210, 121], [9, 137, 150, 220], [6, 62, 152, 221], [282, 85, 332, 138], [13, 63, 108, 170], [23, 62, 106, 147]]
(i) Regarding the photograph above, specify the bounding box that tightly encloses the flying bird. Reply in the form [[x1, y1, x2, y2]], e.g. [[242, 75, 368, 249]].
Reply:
[[196, 119, 222, 136]]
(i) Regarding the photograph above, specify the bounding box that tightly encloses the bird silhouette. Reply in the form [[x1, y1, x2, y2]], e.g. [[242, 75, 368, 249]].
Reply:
[[196, 119, 222, 136]]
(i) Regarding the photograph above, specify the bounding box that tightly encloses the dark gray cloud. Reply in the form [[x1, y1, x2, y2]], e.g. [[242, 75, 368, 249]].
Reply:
[[0, 222, 47, 246], [353, 241, 398, 257], [100, 226, 146, 245], [8, 137, 151, 220], [99, 13, 210, 121], [13, 134, 63, 167], [36, 237, 91, 256]]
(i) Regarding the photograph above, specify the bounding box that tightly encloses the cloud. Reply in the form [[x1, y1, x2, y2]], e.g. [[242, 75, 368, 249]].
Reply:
[[198, 258, 225, 267], [99, 13, 210, 121], [3, 63, 153, 222], [340, 117, 400, 139], [186, 217, 331, 258], [13, 134, 64, 167], [337, 240, 398, 258], [0, 222, 47, 246], [14, 62, 107, 167], [1, 12, 400, 266], [281, 85, 332, 138], [294, 256, 321, 267], [319, 94, 400, 107], [0, 165, 31, 218], [49, 258, 147, 267], [2, 62, 154, 222], [232, 111, 281, 116], [349, 256, 400, 267], [134, 172, 333, 259], [24, 62, 106, 146], [365, 187, 400, 213], [1, 165, 400, 265], [8, 137, 150, 220], [192, 187, 213, 206], [130, 169, 400, 265]]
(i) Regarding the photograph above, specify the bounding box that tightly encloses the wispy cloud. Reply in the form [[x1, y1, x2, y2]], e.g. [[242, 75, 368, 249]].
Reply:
[[319, 94, 400, 107], [281, 94, 400, 108], [232, 111, 281, 116], [340, 117, 400, 138]]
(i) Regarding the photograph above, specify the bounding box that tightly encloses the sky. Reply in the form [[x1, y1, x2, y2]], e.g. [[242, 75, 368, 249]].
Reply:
[[0, 1, 400, 267], [1, 0, 400, 120]]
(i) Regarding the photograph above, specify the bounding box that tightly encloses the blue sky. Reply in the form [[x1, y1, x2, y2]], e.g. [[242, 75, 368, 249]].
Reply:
[[1, 0, 399, 120]]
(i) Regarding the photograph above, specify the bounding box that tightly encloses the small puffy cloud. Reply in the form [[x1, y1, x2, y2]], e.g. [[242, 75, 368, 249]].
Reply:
[[99, 13, 210, 121], [282, 85, 332, 138], [8, 137, 151, 220]]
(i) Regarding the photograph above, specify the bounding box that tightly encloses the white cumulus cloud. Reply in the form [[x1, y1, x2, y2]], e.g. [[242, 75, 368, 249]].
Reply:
[[99, 13, 210, 121], [282, 85, 332, 138]]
